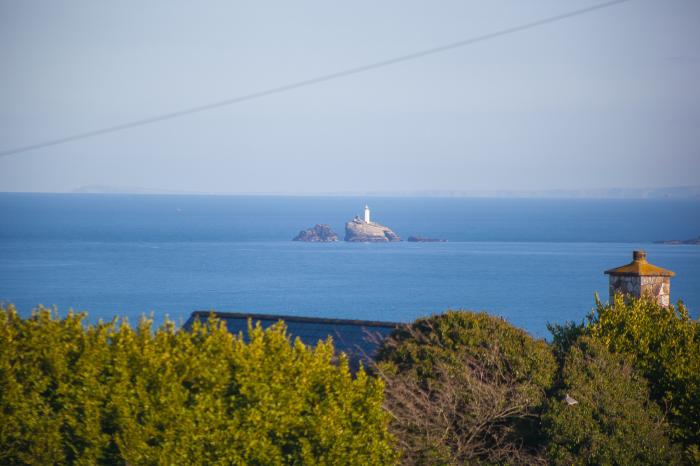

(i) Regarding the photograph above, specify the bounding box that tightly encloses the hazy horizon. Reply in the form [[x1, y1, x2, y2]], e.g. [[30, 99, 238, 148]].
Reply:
[[3, 184, 700, 201], [2, 0, 699, 193]]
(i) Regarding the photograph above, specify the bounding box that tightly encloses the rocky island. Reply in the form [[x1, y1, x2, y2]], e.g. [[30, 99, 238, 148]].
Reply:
[[292, 224, 338, 242], [344, 205, 400, 242]]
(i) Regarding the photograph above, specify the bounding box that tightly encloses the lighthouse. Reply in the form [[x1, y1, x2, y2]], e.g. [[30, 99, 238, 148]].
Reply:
[[364, 204, 371, 223]]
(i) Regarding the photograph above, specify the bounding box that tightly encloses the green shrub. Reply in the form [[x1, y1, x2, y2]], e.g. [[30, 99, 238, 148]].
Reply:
[[376, 310, 556, 390], [0, 304, 396, 465], [543, 336, 683, 465], [588, 295, 700, 453], [376, 310, 556, 465]]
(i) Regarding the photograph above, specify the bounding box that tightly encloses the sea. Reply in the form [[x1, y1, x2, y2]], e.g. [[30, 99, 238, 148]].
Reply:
[[1, 193, 699, 338]]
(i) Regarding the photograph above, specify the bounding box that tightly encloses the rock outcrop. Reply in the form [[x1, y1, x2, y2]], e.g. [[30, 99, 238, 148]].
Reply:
[[344, 218, 400, 242], [293, 224, 338, 242], [407, 236, 447, 243]]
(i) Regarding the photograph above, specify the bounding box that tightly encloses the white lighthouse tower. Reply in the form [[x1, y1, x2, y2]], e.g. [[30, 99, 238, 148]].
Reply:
[[364, 204, 371, 223]]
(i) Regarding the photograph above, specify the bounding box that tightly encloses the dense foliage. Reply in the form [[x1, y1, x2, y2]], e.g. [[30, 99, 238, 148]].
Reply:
[[380, 304, 699, 465], [0, 305, 396, 465], [376, 310, 556, 391], [376, 311, 557, 464], [587, 295, 700, 452], [3, 296, 698, 465], [543, 336, 682, 465]]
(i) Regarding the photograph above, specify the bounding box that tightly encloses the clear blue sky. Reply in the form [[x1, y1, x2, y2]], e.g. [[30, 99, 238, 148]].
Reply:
[[1, 0, 699, 194]]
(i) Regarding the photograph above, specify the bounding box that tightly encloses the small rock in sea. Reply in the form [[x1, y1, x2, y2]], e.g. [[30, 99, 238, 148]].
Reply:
[[407, 236, 447, 243], [293, 224, 339, 242]]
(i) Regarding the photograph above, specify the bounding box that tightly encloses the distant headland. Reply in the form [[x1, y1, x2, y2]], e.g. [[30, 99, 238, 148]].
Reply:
[[63, 184, 700, 199], [654, 236, 700, 245]]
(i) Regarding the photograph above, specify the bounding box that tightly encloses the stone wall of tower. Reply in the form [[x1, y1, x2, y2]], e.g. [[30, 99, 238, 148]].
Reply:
[[609, 275, 639, 300], [640, 276, 671, 306], [609, 275, 671, 306]]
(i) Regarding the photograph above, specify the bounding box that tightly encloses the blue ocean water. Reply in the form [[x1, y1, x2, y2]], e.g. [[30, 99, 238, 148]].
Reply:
[[1, 193, 699, 337]]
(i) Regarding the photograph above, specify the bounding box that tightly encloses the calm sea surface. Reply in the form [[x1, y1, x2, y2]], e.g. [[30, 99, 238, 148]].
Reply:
[[1, 193, 699, 337]]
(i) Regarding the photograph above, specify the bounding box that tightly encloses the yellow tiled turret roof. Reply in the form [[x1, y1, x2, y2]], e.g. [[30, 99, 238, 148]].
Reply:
[[604, 250, 675, 277]]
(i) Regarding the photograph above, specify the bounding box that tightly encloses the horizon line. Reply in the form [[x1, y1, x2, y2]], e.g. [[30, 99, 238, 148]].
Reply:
[[1, 185, 699, 200]]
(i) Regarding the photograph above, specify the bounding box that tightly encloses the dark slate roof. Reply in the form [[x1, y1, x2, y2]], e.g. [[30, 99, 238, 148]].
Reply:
[[184, 311, 401, 363]]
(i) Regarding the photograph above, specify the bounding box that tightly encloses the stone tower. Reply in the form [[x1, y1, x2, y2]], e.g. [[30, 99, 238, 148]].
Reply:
[[364, 204, 371, 223], [604, 250, 674, 306]]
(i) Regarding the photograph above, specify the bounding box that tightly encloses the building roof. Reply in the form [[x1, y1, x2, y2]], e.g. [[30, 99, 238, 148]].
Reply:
[[184, 311, 401, 364], [605, 250, 675, 277]]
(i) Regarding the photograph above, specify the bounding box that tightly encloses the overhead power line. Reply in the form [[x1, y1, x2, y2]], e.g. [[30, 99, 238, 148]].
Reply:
[[0, 0, 632, 158]]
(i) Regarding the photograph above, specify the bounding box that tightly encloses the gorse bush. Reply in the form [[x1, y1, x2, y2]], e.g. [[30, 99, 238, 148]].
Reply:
[[0, 305, 396, 465]]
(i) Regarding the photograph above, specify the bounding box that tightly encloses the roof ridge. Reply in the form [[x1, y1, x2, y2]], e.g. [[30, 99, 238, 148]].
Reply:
[[190, 310, 402, 328]]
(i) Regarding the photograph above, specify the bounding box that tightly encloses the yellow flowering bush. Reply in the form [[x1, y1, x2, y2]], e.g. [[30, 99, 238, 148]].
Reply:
[[0, 305, 396, 465]]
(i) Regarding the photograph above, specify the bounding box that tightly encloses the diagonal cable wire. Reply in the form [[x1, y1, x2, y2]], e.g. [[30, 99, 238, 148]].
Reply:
[[0, 0, 632, 158]]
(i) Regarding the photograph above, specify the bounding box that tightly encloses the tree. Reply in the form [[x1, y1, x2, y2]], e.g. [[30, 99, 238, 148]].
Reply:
[[375, 311, 556, 465], [542, 336, 683, 465], [587, 295, 700, 456], [0, 304, 397, 465]]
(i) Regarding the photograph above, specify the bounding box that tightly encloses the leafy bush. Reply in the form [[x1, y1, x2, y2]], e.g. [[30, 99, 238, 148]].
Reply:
[[376, 310, 556, 465], [587, 295, 700, 454], [376, 310, 556, 390], [0, 305, 396, 465], [543, 336, 683, 465]]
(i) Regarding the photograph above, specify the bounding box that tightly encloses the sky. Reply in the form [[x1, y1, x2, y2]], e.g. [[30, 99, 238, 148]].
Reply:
[[1, 0, 699, 194]]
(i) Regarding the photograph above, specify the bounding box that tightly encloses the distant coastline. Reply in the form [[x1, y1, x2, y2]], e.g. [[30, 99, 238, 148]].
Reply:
[[2, 185, 700, 200], [655, 237, 700, 245]]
